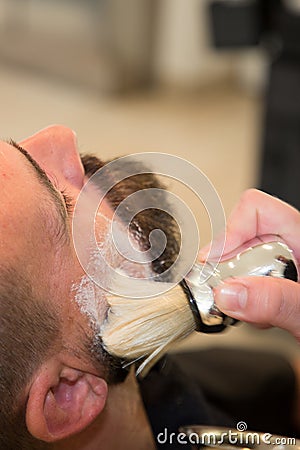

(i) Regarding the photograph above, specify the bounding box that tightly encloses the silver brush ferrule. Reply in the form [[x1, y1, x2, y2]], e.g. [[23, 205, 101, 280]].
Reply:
[[182, 241, 298, 333]]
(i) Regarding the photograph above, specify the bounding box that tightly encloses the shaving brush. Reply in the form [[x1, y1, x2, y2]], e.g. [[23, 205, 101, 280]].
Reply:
[[100, 239, 298, 376]]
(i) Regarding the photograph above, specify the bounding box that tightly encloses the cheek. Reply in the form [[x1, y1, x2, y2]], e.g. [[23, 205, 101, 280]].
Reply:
[[72, 274, 108, 330]]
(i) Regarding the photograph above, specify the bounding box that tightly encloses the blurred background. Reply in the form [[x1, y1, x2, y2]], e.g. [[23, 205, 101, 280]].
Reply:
[[0, 0, 299, 359]]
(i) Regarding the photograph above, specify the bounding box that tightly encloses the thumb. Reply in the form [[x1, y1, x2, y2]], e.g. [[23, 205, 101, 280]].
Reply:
[[214, 277, 300, 342]]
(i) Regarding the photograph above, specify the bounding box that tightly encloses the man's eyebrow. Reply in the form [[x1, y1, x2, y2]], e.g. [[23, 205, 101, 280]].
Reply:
[[9, 140, 69, 243]]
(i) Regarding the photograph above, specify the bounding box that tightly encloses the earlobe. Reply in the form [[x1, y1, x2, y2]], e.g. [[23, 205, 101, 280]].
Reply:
[[26, 365, 108, 442]]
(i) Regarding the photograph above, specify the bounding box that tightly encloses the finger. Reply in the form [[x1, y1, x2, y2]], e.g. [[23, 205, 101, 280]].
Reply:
[[214, 277, 300, 342], [198, 230, 226, 262], [200, 189, 300, 260]]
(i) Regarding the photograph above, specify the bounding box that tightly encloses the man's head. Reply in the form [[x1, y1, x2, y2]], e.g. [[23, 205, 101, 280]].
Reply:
[[0, 125, 180, 448]]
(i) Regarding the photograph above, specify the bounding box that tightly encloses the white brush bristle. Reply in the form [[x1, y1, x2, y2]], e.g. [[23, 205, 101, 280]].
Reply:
[[100, 284, 196, 375]]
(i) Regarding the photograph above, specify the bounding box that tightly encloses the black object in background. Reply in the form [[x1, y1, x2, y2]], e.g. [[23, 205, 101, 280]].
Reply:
[[209, 0, 300, 211], [261, 57, 300, 211], [259, 2, 300, 210], [209, 0, 263, 48]]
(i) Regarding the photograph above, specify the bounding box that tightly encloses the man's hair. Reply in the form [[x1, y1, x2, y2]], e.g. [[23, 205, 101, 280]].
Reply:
[[0, 266, 60, 449], [81, 155, 181, 276]]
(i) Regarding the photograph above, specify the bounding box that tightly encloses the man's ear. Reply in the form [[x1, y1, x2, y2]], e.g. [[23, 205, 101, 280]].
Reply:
[[26, 360, 108, 442]]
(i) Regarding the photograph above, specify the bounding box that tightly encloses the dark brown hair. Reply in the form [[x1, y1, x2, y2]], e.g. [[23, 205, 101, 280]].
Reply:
[[0, 266, 60, 449], [81, 155, 181, 277]]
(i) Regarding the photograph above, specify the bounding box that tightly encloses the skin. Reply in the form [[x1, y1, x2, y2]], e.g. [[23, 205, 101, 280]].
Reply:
[[200, 188, 300, 340], [0, 125, 155, 449]]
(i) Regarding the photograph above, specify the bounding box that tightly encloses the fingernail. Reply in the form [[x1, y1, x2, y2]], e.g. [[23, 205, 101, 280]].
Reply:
[[215, 283, 248, 311]]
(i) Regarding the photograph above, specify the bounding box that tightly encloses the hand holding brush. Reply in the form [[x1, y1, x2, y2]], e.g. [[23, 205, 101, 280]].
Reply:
[[101, 190, 299, 376]]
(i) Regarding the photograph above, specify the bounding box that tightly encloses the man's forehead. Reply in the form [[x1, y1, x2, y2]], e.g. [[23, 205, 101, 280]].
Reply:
[[0, 141, 36, 201], [0, 140, 65, 272], [0, 140, 29, 178]]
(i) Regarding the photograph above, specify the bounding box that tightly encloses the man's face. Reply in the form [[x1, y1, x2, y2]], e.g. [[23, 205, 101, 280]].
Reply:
[[0, 125, 113, 375], [0, 124, 183, 448]]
